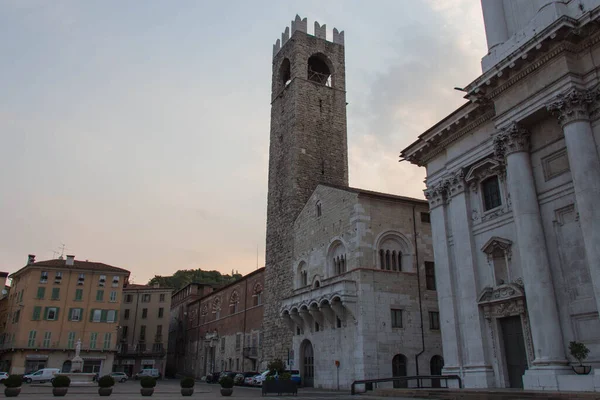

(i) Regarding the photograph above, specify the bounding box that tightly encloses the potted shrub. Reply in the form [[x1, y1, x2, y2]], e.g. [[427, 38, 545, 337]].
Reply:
[[98, 375, 115, 396], [180, 377, 195, 396], [4, 375, 22, 397], [51, 375, 70, 397], [219, 376, 234, 396], [140, 376, 156, 396], [569, 341, 592, 375]]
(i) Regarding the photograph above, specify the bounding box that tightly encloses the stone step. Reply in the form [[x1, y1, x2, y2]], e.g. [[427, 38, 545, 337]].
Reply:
[[370, 388, 600, 400]]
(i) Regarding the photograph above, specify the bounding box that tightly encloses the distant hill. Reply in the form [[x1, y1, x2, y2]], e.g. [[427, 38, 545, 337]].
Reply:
[[147, 268, 242, 292]]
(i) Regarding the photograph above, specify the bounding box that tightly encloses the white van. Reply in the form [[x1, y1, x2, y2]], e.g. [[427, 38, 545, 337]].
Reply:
[[23, 368, 61, 383]]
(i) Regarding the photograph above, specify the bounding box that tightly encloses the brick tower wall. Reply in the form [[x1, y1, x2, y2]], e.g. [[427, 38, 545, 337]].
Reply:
[[262, 19, 348, 365]]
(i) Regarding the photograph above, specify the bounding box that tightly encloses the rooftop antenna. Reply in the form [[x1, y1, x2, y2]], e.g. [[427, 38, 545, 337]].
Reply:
[[59, 243, 66, 259]]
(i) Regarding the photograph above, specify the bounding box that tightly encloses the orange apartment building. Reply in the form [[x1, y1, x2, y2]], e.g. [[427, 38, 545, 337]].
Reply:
[[0, 255, 130, 375]]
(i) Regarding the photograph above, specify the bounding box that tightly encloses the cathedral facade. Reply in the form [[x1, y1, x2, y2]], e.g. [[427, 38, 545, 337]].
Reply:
[[402, 0, 600, 392]]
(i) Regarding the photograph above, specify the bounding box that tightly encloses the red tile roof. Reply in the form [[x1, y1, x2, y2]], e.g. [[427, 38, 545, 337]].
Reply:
[[10, 258, 130, 278]]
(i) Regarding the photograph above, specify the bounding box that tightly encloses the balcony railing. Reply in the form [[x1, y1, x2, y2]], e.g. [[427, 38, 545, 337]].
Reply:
[[243, 346, 258, 358], [118, 344, 166, 357]]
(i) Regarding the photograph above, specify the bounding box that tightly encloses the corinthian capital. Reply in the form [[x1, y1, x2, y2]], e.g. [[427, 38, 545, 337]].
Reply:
[[546, 88, 598, 126], [424, 182, 446, 210], [445, 169, 466, 197], [493, 123, 530, 159]]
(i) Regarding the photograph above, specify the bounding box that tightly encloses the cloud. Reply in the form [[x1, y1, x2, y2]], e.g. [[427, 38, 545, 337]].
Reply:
[[347, 0, 486, 199]]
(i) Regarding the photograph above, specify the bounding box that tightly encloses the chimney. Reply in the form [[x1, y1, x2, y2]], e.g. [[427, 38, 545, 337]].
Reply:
[[27, 254, 36, 265], [66, 255, 75, 266]]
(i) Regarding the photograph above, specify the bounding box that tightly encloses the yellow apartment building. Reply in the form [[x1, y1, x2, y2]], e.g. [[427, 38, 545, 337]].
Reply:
[[0, 255, 130, 375], [115, 284, 173, 377]]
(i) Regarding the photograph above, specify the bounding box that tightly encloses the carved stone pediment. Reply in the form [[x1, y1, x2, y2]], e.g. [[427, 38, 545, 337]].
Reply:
[[465, 158, 504, 193], [478, 281, 525, 319], [481, 236, 512, 260]]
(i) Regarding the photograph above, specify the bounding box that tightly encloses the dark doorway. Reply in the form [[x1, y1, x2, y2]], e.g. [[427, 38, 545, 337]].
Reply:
[[500, 316, 528, 388], [301, 340, 314, 387], [430, 355, 444, 388], [61, 360, 72, 373], [392, 354, 407, 388]]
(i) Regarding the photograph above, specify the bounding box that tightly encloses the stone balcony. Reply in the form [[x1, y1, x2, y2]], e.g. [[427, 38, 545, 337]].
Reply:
[[280, 278, 358, 331]]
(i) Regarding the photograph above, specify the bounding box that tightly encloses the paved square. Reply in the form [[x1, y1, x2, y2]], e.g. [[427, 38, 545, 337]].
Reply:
[[12, 380, 416, 400]]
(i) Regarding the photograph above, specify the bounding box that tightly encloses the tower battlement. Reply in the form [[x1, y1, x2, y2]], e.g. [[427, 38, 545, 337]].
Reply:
[[273, 15, 344, 58]]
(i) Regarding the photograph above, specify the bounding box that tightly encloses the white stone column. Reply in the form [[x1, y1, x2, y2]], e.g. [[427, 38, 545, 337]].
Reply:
[[445, 170, 495, 388], [494, 124, 568, 390], [481, 0, 508, 51], [424, 182, 462, 384], [547, 88, 600, 316]]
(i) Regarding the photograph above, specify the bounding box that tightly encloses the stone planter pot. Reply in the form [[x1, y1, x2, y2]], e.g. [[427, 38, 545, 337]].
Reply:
[[52, 387, 69, 397], [181, 388, 194, 396], [220, 388, 233, 396], [140, 387, 154, 396], [4, 387, 21, 397], [98, 387, 113, 396], [572, 365, 592, 375]]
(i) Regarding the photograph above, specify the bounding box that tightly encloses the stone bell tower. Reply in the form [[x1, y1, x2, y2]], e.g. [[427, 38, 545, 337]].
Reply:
[[262, 15, 348, 364]]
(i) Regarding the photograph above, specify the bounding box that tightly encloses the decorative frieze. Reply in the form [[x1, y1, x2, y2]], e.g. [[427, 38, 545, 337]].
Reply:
[[546, 87, 598, 127], [445, 170, 466, 197], [493, 123, 530, 158], [424, 182, 446, 209]]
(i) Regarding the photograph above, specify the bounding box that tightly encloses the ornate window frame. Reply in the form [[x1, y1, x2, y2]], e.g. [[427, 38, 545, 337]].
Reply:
[[465, 158, 510, 223], [481, 236, 513, 286]]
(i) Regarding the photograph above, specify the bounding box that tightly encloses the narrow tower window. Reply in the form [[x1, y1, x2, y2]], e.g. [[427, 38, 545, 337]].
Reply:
[[280, 58, 291, 88]]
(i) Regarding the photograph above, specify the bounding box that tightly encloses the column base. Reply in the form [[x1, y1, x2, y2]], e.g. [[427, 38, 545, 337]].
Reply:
[[523, 366, 572, 391], [462, 365, 495, 388]]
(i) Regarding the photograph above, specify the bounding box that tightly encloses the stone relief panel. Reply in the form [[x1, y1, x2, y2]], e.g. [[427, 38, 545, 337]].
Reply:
[[542, 148, 570, 181], [553, 205, 593, 301]]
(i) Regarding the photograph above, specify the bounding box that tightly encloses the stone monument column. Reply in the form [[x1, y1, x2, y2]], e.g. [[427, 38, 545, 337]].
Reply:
[[424, 182, 462, 383], [547, 88, 600, 315], [494, 123, 568, 389], [445, 170, 494, 388]]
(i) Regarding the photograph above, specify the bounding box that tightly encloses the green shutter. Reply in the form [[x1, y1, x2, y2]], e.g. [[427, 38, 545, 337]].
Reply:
[[90, 309, 95, 322], [114, 310, 118, 323], [79, 308, 84, 321], [67, 308, 73, 321], [100, 310, 107, 322], [32, 306, 41, 321], [75, 289, 83, 301], [44, 307, 48, 320], [54, 308, 59, 320], [37, 287, 45, 299], [51, 288, 60, 300]]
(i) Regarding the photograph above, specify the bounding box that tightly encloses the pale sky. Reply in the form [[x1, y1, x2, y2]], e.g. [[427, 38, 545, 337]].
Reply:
[[0, 0, 487, 283]]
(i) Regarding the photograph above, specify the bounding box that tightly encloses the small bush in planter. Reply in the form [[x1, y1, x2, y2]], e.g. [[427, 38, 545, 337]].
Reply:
[[219, 376, 234, 389], [52, 375, 71, 388], [569, 341, 590, 365], [3, 375, 22, 388], [279, 372, 291, 381], [140, 376, 157, 388], [98, 375, 115, 388], [267, 359, 286, 375], [180, 377, 195, 388]]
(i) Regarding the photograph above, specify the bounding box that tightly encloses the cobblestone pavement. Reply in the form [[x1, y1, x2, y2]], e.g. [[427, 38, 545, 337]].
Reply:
[[11, 380, 416, 399]]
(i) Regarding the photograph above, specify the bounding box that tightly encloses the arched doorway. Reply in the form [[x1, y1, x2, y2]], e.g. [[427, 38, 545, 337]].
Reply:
[[300, 340, 314, 387], [430, 355, 444, 388], [392, 354, 407, 388]]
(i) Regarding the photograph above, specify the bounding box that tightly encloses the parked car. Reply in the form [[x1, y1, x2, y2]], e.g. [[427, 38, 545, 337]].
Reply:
[[252, 370, 270, 387], [0, 372, 8, 382], [23, 368, 61, 383], [134, 368, 161, 380], [241, 371, 259, 386], [110, 372, 129, 383]]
